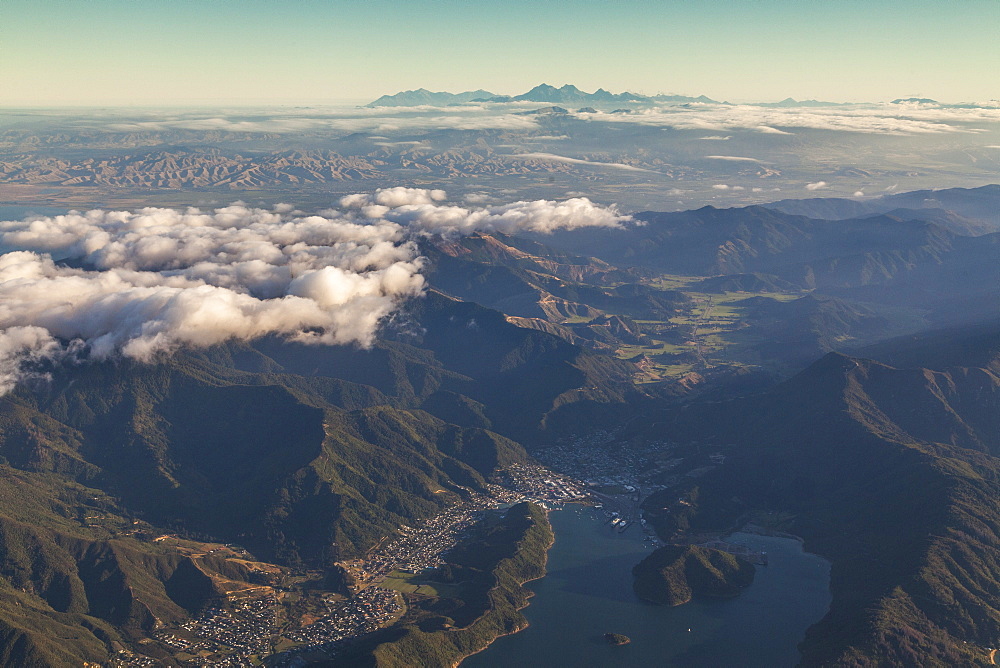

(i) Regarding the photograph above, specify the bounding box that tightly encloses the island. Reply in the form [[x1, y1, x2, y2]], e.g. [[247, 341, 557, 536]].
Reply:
[[632, 545, 755, 606], [604, 633, 631, 646]]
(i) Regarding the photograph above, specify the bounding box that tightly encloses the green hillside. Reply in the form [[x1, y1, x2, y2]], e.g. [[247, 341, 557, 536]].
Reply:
[[632, 544, 755, 606], [638, 352, 1000, 666], [0, 292, 636, 664], [332, 502, 554, 667]]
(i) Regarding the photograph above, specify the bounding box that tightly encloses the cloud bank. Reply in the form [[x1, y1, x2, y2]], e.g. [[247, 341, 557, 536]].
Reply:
[[704, 155, 764, 163], [509, 152, 656, 172], [0, 190, 627, 393], [88, 104, 541, 134], [70, 99, 1000, 139], [584, 102, 1000, 135], [338, 188, 629, 235]]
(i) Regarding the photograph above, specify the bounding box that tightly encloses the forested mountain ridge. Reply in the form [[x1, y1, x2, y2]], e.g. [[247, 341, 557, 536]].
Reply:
[[638, 351, 1000, 666], [0, 291, 640, 664], [1, 185, 1000, 664]]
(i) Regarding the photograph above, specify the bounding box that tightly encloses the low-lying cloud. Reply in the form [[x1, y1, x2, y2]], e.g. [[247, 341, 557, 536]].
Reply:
[[587, 102, 1000, 135], [704, 155, 764, 163], [89, 105, 541, 134], [31, 100, 1000, 146], [337, 188, 630, 235], [0, 189, 628, 393], [509, 152, 656, 173]]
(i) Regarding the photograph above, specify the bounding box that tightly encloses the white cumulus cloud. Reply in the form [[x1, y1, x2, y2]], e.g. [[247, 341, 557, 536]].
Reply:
[[0, 190, 628, 393], [382, 196, 630, 236]]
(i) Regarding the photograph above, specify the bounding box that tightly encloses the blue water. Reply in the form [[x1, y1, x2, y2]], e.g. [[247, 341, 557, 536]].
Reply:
[[464, 506, 831, 668], [0, 205, 73, 220]]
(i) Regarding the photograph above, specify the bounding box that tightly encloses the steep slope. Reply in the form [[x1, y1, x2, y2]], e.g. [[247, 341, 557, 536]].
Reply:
[[532, 205, 958, 290], [646, 352, 1000, 666], [234, 292, 641, 441], [0, 288, 646, 664], [9, 355, 537, 566], [367, 89, 495, 107], [824, 231, 1000, 327], [632, 544, 755, 606], [330, 502, 553, 668], [864, 208, 995, 237], [731, 294, 890, 368], [856, 319, 1000, 374], [0, 291, 633, 608], [0, 458, 276, 665], [424, 232, 672, 324], [764, 184, 1000, 229]]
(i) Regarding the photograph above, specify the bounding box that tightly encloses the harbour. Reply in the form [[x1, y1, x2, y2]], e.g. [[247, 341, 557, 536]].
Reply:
[[463, 505, 832, 668]]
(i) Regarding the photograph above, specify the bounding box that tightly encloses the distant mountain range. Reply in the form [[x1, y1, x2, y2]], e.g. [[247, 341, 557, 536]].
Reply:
[[763, 184, 1000, 226], [368, 83, 717, 107], [476, 83, 716, 105], [891, 97, 1000, 109], [365, 88, 496, 107], [757, 97, 849, 108], [367, 87, 1000, 110]]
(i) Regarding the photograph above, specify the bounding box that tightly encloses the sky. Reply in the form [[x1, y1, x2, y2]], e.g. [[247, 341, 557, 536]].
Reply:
[[1, 0, 998, 106]]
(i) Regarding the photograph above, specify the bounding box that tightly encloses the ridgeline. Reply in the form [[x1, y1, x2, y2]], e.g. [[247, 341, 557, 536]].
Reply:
[[330, 502, 554, 667], [632, 544, 755, 606]]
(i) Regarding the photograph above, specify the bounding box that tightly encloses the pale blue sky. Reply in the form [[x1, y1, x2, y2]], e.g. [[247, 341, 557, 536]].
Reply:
[[2, 0, 997, 105]]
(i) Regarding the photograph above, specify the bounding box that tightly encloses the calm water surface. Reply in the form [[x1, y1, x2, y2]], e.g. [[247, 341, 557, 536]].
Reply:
[[464, 506, 831, 668], [0, 205, 72, 220]]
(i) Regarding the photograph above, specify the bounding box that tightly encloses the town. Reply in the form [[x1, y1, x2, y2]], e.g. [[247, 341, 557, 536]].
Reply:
[[282, 587, 404, 658], [112, 449, 748, 666], [121, 463, 593, 666], [107, 443, 748, 667]]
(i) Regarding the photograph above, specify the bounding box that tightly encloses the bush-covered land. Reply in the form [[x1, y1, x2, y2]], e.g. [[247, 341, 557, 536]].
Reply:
[[332, 502, 554, 667], [632, 544, 755, 606], [604, 632, 631, 645], [637, 351, 1000, 666], [0, 292, 626, 665], [7, 189, 1000, 666]]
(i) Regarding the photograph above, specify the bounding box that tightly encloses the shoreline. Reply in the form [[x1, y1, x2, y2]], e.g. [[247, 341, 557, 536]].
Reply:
[[454, 505, 833, 667], [736, 523, 804, 542], [729, 524, 835, 569], [452, 506, 557, 667]]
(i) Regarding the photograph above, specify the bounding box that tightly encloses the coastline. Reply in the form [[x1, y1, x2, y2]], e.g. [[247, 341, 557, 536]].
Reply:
[[737, 522, 804, 542], [353, 502, 555, 667], [452, 507, 556, 667], [452, 504, 834, 668], [730, 525, 835, 566]]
